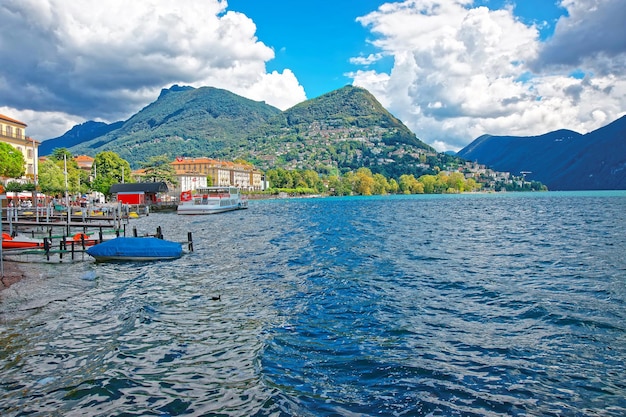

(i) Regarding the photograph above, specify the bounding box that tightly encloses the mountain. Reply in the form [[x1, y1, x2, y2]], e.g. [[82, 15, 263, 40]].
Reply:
[[52, 85, 457, 179], [457, 115, 626, 190], [233, 85, 438, 176], [39, 120, 124, 156], [65, 85, 282, 165]]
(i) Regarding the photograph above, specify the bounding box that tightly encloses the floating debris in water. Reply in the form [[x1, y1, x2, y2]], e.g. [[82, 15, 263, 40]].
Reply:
[[80, 271, 98, 281]]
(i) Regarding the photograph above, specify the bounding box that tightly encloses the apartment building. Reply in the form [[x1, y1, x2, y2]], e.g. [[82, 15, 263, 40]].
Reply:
[[0, 114, 39, 180], [171, 157, 264, 191]]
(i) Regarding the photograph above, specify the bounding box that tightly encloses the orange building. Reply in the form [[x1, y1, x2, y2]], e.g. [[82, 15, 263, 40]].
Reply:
[[74, 155, 95, 171], [171, 157, 263, 191]]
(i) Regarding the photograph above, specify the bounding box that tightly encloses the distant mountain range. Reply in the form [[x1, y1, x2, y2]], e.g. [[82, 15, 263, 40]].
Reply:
[[40, 83, 625, 190], [38, 120, 123, 156], [457, 115, 626, 190]]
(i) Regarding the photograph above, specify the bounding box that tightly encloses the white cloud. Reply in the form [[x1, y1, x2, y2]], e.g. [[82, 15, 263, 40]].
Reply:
[[349, 53, 384, 66], [535, 0, 626, 74], [0, 0, 306, 139], [353, 0, 626, 152], [0, 107, 85, 141]]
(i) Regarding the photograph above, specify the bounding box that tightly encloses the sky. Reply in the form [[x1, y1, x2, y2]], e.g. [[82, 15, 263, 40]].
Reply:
[[1, 0, 625, 152]]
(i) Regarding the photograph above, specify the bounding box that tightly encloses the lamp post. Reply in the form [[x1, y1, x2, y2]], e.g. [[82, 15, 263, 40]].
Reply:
[[31, 137, 39, 222]]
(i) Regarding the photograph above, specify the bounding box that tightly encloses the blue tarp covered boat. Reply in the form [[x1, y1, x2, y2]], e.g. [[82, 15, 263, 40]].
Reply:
[[86, 237, 183, 262]]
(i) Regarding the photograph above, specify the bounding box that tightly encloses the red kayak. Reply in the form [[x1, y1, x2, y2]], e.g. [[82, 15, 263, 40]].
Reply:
[[2, 232, 44, 250]]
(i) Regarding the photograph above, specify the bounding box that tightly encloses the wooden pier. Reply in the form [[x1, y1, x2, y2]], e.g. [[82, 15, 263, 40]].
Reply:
[[2, 204, 193, 264]]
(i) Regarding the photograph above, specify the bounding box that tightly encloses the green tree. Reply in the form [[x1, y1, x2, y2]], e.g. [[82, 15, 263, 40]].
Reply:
[[388, 178, 400, 194], [372, 173, 390, 195], [447, 172, 466, 193], [5, 181, 27, 192], [301, 170, 323, 191], [48, 148, 83, 193], [266, 168, 294, 189], [91, 151, 133, 195], [354, 168, 375, 196], [38, 159, 66, 194], [418, 174, 437, 194], [399, 174, 424, 194], [465, 178, 480, 192], [140, 155, 179, 186], [51, 148, 74, 162], [0, 142, 25, 178]]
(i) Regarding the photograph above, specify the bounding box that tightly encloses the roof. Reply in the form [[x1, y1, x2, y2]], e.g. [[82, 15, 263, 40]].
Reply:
[[171, 157, 220, 165], [109, 182, 169, 194], [74, 155, 95, 162], [0, 114, 27, 127]]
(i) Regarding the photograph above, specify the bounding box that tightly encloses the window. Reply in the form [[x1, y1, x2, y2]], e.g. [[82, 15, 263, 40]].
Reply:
[[6, 125, 12, 137]]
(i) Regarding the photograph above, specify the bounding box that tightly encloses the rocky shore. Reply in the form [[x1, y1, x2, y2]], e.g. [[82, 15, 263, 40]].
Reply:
[[1, 261, 26, 290]]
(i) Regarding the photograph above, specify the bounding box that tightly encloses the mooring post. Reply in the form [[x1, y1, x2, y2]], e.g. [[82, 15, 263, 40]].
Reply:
[[188, 232, 194, 252], [44, 238, 50, 261]]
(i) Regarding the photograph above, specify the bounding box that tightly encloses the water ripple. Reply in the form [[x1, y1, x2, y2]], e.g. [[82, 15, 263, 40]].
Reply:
[[1, 192, 625, 416]]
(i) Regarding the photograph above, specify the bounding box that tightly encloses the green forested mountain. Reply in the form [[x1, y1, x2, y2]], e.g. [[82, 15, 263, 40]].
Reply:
[[67, 85, 282, 165], [233, 86, 440, 177], [49, 84, 461, 179]]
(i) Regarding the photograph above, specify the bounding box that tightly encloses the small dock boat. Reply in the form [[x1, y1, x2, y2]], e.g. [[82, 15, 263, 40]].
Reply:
[[2, 233, 44, 250], [177, 186, 248, 215], [64, 231, 118, 247], [86, 237, 183, 262]]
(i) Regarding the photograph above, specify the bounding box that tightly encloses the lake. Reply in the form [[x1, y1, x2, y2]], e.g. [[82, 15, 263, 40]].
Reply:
[[1, 191, 625, 416]]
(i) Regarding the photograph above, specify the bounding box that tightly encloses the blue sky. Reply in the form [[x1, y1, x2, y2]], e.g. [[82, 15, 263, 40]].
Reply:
[[1, 0, 624, 151], [227, 0, 393, 99], [228, 0, 568, 99]]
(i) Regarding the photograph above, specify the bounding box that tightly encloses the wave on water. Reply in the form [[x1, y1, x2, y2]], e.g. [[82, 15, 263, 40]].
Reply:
[[1, 192, 625, 416]]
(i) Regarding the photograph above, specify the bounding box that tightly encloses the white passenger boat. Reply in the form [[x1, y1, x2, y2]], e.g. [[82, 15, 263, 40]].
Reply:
[[177, 186, 248, 215]]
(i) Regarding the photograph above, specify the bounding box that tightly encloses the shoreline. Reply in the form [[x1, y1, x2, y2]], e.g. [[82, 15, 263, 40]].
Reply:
[[0, 261, 26, 291]]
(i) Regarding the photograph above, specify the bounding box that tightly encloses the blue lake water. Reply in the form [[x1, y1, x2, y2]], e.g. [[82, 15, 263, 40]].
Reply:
[[1, 191, 625, 416]]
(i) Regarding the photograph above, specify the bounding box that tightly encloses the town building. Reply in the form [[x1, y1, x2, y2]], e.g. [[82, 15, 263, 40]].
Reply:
[[74, 155, 95, 172], [109, 182, 169, 205], [0, 114, 39, 182], [170, 157, 264, 192]]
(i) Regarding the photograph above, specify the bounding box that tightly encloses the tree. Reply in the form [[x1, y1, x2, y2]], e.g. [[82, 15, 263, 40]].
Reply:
[[91, 151, 133, 195], [140, 155, 178, 186], [0, 142, 25, 178], [354, 168, 375, 195], [465, 178, 480, 192], [388, 178, 400, 194], [327, 175, 342, 196], [372, 173, 390, 195], [51, 148, 74, 163], [418, 174, 437, 194], [266, 168, 293, 189], [48, 148, 83, 193], [38, 159, 66, 194], [447, 172, 466, 193], [399, 174, 424, 194]]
